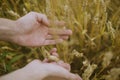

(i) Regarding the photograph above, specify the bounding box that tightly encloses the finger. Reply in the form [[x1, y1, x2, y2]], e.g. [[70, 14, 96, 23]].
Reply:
[[48, 64, 82, 80], [46, 35, 69, 40], [45, 73, 82, 80], [43, 58, 49, 63], [51, 62, 58, 65], [50, 48, 57, 53], [43, 39, 63, 45], [43, 58, 58, 63], [58, 61, 71, 71], [36, 13, 50, 26], [51, 52, 59, 58], [61, 36, 69, 40], [48, 28, 72, 36], [50, 48, 59, 57]]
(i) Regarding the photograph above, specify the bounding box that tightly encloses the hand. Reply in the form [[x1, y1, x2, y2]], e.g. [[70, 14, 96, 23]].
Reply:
[[11, 12, 72, 46], [0, 48, 82, 80], [21, 48, 82, 80], [23, 60, 82, 80]]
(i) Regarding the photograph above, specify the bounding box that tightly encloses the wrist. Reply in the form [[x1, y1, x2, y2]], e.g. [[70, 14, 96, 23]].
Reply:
[[0, 18, 19, 41], [0, 67, 47, 80], [0, 68, 29, 80]]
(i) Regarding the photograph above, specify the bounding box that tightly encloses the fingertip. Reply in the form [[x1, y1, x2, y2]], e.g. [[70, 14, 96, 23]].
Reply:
[[43, 58, 49, 63], [52, 52, 59, 57], [58, 61, 71, 71], [50, 48, 57, 54], [68, 29, 72, 35], [51, 48, 57, 52]]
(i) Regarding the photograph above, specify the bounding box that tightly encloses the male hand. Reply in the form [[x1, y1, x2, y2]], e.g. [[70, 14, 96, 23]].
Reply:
[[21, 48, 82, 80], [0, 48, 82, 80], [11, 12, 72, 46]]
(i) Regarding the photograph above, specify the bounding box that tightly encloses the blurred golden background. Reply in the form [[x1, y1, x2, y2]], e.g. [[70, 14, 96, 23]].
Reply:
[[0, 0, 120, 80]]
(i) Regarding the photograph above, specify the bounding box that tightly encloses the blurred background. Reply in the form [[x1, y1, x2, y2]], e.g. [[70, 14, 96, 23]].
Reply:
[[0, 0, 120, 80]]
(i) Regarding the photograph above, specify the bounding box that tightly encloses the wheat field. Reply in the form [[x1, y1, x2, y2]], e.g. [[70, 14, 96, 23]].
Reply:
[[0, 0, 120, 80]]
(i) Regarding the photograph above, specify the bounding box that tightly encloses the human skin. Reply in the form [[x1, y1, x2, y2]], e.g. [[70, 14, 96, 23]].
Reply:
[[0, 12, 72, 46], [0, 48, 82, 80], [0, 12, 82, 80]]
